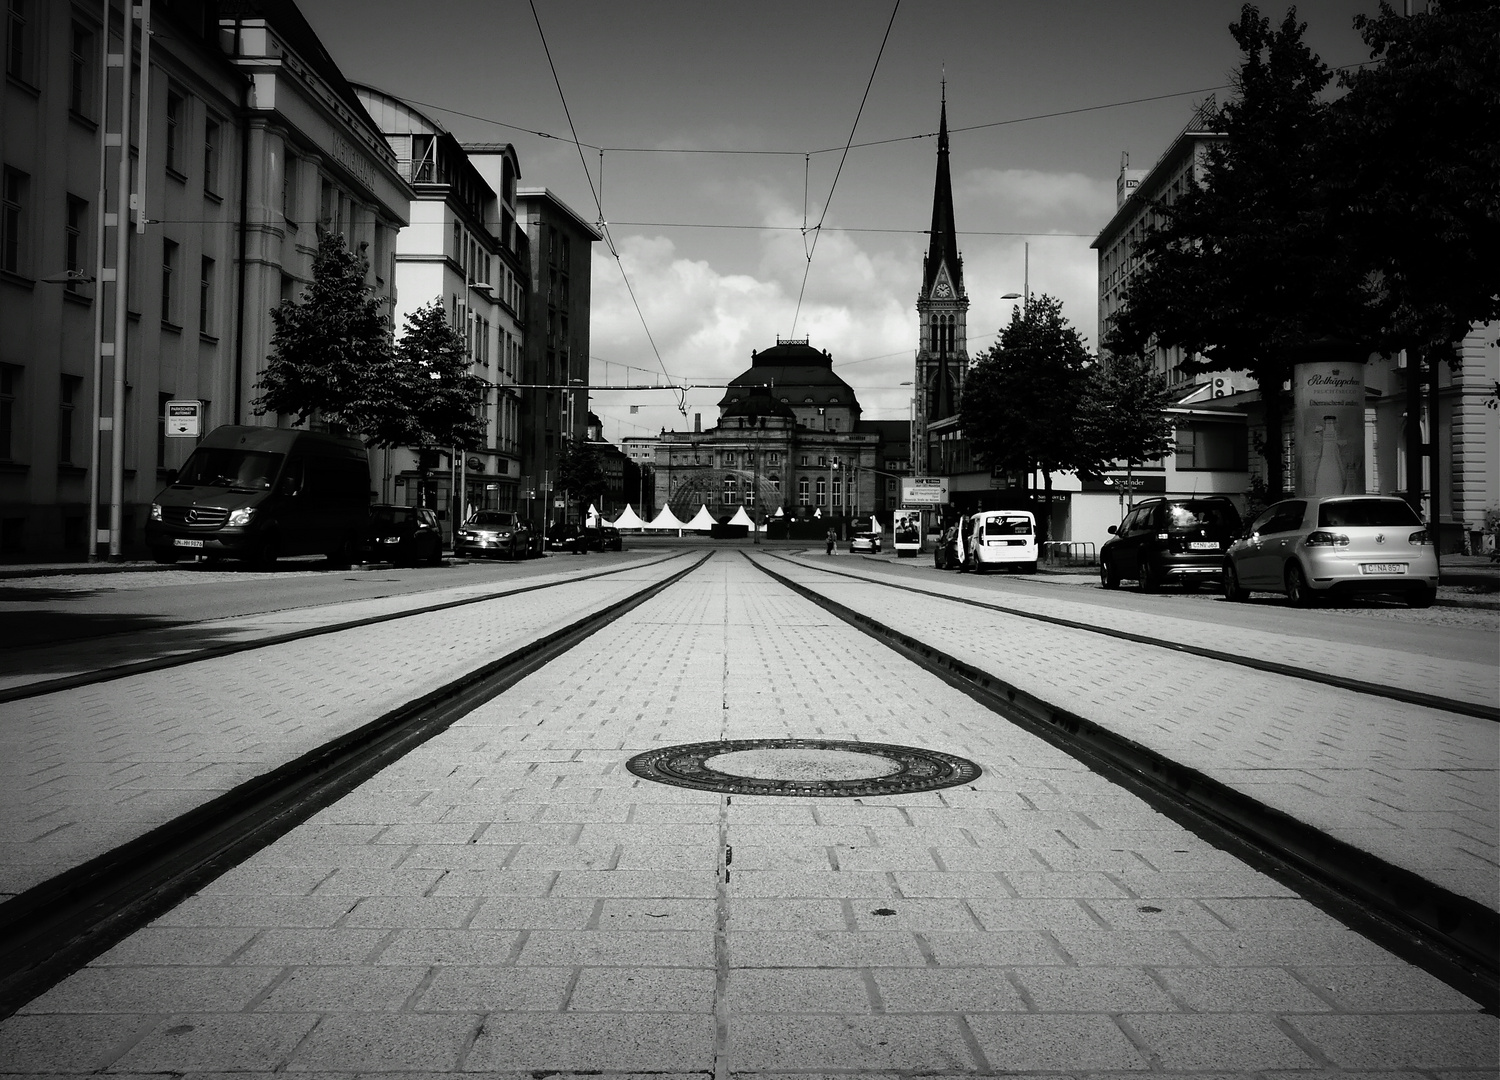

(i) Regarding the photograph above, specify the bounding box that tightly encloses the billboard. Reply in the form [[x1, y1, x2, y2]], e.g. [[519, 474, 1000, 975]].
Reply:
[[1293, 361, 1365, 496], [900, 476, 948, 507]]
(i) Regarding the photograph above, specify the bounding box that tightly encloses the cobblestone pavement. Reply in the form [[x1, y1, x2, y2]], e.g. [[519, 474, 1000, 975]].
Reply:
[[0, 555, 695, 900], [765, 553, 1500, 910], [2, 552, 1494, 1076]]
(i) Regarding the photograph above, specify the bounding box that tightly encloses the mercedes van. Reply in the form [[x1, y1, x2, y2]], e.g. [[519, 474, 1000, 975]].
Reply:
[[146, 425, 371, 568]]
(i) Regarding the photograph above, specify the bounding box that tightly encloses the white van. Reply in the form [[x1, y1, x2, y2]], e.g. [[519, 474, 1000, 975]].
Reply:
[[961, 509, 1038, 574]]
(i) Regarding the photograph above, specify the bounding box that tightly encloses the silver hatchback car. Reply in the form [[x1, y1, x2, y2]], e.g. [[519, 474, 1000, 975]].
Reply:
[[1223, 495, 1438, 607]]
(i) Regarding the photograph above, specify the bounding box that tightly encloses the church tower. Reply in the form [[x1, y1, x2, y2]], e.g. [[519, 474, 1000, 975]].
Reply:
[[913, 86, 969, 475]]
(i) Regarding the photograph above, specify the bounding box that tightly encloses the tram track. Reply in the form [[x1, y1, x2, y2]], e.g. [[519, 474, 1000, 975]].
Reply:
[[0, 552, 688, 704], [746, 551, 1499, 1012], [0, 552, 710, 1020], [762, 552, 1499, 723]]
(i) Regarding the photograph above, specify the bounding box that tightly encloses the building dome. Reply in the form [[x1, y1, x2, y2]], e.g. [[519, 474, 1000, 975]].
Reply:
[[719, 383, 796, 423], [717, 339, 858, 411]]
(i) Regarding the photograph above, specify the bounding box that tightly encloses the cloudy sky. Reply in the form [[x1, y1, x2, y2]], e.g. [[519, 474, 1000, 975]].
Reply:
[[299, 0, 1379, 443]]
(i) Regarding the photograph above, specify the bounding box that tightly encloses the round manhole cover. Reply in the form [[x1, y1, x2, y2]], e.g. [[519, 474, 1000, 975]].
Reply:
[[626, 738, 981, 797]]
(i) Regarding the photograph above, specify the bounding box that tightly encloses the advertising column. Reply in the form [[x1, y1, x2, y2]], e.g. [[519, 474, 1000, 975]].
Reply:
[[1293, 361, 1365, 497]]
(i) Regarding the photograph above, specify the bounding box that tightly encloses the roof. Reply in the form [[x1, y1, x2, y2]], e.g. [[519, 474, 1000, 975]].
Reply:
[[717, 340, 856, 408], [515, 187, 603, 241], [922, 93, 963, 298]]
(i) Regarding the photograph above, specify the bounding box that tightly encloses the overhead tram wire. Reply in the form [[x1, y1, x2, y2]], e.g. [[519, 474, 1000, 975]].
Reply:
[[526, 0, 684, 414], [790, 0, 900, 338]]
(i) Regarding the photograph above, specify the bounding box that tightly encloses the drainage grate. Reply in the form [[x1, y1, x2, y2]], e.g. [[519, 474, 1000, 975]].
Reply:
[[626, 738, 981, 797]]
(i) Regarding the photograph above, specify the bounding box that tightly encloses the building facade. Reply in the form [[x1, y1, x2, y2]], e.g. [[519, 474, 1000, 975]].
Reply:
[[0, 0, 410, 559], [355, 90, 528, 526], [515, 188, 599, 529]]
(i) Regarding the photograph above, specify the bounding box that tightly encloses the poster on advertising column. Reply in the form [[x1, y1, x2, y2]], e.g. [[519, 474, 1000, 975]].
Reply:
[[1293, 361, 1365, 496]]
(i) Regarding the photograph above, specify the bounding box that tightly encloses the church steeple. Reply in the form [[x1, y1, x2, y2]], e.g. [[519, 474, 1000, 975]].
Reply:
[[922, 84, 963, 300]]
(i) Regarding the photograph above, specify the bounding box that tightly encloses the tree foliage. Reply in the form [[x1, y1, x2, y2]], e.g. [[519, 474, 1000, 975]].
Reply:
[[556, 440, 606, 517], [1106, 6, 1362, 497], [960, 294, 1091, 543], [252, 231, 488, 450], [253, 229, 401, 442], [1076, 352, 1176, 476], [393, 300, 487, 450]]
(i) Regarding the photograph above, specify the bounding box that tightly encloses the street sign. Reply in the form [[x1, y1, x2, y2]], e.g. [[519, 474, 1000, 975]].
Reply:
[[899, 476, 948, 507], [165, 400, 201, 437]]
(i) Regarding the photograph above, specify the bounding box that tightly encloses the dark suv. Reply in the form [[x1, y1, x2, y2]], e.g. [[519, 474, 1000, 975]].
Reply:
[[585, 524, 623, 551], [1100, 496, 1242, 592]]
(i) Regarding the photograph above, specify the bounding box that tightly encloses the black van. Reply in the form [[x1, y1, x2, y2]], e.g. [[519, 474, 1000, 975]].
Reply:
[[146, 425, 371, 568]]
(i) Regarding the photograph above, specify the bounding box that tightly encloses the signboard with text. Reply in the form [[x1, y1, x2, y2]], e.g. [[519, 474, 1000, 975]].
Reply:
[[164, 400, 201, 438], [899, 476, 948, 507]]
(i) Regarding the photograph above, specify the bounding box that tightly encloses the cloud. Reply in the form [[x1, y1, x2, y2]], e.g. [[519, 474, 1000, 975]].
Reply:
[[957, 168, 1115, 225]]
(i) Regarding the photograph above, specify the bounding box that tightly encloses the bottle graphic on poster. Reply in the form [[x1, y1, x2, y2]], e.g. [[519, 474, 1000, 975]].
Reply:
[[1312, 415, 1348, 494]]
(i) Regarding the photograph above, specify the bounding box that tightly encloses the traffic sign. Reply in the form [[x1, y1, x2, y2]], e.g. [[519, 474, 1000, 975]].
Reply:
[[165, 400, 201, 437]]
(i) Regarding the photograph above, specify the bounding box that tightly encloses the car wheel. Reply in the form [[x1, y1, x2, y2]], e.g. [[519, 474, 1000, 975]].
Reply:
[[152, 548, 180, 565], [250, 535, 279, 570], [425, 537, 442, 567], [1285, 561, 1317, 607], [1223, 561, 1249, 602], [1021, 561, 1037, 575], [1100, 557, 1120, 590], [1138, 560, 1159, 593], [324, 537, 354, 570], [1406, 585, 1435, 609]]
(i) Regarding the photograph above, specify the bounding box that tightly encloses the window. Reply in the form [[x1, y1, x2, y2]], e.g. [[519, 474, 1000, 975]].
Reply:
[[198, 256, 214, 332], [65, 195, 87, 290], [6, 0, 31, 84], [165, 90, 185, 176], [0, 364, 18, 460], [797, 477, 810, 506], [767, 452, 780, 466], [2, 166, 27, 274], [815, 477, 827, 507], [282, 154, 297, 223], [320, 179, 334, 227], [203, 117, 220, 195], [722, 451, 736, 468], [832, 474, 843, 508], [1174, 423, 1247, 471], [768, 474, 780, 493], [69, 22, 94, 117], [722, 475, 737, 504], [59, 376, 81, 465], [160, 239, 178, 323]]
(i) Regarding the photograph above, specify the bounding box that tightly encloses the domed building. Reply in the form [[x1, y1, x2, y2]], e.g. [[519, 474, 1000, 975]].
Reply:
[[654, 338, 905, 527]]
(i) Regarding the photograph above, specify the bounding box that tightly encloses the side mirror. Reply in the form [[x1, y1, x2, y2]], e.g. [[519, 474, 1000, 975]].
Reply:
[[1106, 525, 1118, 535]]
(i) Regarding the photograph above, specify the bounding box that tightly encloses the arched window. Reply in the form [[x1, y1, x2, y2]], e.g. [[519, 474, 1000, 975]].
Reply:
[[769, 473, 781, 493], [815, 477, 827, 507], [723, 474, 738, 504], [797, 477, 810, 506]]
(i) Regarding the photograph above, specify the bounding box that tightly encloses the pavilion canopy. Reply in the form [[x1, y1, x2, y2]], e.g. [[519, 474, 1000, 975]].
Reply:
[[646, 505, 687, 530], [610, 504, 647, 530], [685, 504, 718, 531], [727, 506, 754, 528]]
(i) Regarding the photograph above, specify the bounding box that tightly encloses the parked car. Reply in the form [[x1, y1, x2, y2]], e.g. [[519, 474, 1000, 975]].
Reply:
[[546, 523, 587, 553], [1223, 495, 1437, 607], [849, 527, 882, 554], [455, 510, 535, 560], [364, 504, 442, 567], [1100, 496, 1242, 591], [147, 425, 370, 568], [584, 524, 624, 551], [961, 509, 1038, 573]]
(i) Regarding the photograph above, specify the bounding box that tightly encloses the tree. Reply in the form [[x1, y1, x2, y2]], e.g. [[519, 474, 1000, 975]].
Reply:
[[393, 300, 487, 450], [252, 230, 403, 443], [1076, 351, 1176, 491], [1107, 6, 1369, 497], [960, 294, 1091, 544], [1331, 0, 1500, 502], [556, 440, 606, 522]]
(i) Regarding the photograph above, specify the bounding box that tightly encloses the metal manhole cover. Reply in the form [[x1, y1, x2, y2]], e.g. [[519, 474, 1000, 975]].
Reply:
[[626, 738, 981, 797]]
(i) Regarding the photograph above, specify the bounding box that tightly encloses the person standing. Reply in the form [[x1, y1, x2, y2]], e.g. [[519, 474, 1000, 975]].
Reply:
[[826, 527, 836, 555]]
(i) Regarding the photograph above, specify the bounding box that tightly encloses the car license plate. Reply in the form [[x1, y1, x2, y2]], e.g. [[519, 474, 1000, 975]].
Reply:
[[1360, 563, 1406, 575], [173, 538, 204, 548], [1189, 541, 1219, 550]]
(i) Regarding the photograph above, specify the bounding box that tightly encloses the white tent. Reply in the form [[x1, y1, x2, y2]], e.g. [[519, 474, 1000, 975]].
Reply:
[[610, 504, 647, 530], [727, 506, 754, 528], [586, 504, 601, 527], [773, 506, 784, 518], [646, 505, 687, 532], [685, 504, 718, 531]]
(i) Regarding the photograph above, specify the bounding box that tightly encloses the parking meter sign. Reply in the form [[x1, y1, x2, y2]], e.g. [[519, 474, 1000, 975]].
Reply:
[[165, 400, 201, 437]]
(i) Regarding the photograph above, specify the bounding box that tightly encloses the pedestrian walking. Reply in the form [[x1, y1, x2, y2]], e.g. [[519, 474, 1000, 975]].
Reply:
[[825, 527, 836, 555]]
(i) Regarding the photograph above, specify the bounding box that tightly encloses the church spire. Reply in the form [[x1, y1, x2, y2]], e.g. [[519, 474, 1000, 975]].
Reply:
[[923, 86, 962, 299]]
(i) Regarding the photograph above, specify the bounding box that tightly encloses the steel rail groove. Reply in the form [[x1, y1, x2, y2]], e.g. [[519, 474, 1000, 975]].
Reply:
[[0, 552, 689, 705], [0, 553, 710, 1020], [747, 552, 1498, 1012], [766, 552, 1498, 723]]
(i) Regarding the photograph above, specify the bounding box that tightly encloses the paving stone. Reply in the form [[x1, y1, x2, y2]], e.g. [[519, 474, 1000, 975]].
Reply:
[[871, 968, 1029, 1013], [517, 930, 714, 968], [1124, 1013, 1316, 1070], [1156, 966, 1333, 1012], [151, 895, 355, 928], [728, 1015, 976, 1072], [1294, 964, 1490, 1012], [726, 969, 872, 1013], [91, 926, 258, 966], [965, 1014, 1147, 1071], [568, 967, 717, 1012], [725, 897, 848, 931], [286, 1013, 480, 1072], [112, 1013, 320, 1073], [374, 928, 523, 965], [920, 930, 1065, 967], [730, 930, 929, 969], [1285, 1013, 1500, 1069], [1013, 966, 1179, 1012], [253, 965, 429, 1011], [1047, 929, 1207, 966], [848, 897, 977, 931], [463, 1013, 715, 1072], [340, 895, 480, 928], [234, 928, 391, 966], [412, 966, 573, 1012], [20, 965, 279, 1015], [728, 870, 896, 898]]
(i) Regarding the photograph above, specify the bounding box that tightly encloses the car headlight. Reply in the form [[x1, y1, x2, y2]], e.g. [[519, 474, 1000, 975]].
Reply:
[[457, 530, 473, 540], [150, 503, 162, 521], [496, 531, 512, 539], [381, 535, 402, 544], [227, 507, 255, 527]]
